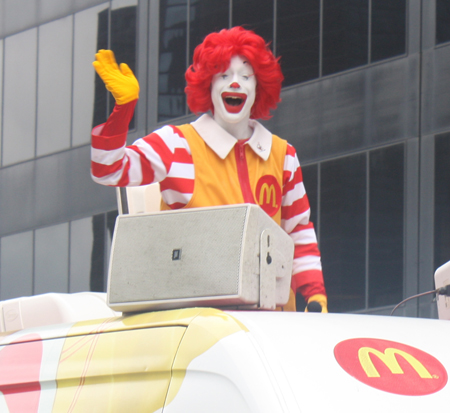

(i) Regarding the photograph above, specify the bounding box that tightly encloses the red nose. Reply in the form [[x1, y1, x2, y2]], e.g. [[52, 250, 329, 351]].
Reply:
[[230, 82, 240, 89]]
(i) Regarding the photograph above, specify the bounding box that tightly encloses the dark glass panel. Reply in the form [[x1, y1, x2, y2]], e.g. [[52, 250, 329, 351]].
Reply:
[[436, 0, 450, 44], [232, 0, 274, 46], [368, 145, 404, 307], [371, 0, 406, 62], [107, 210, 118, 239], [111, 6, 137, 70], [92, 8, 109, 128], [296, 163, 319, 311], [277, 0, 320, 86], [111, 5, 137, 129], [158, 0, 188, 122], [189, 0, 229, 58], [90, 210, 117, 292], [320, 154, 366, 312], [301, 163, 319, 229], [322, 0, 369, 76], [90, 213, 106, 292], [435, 133, 450, 269]]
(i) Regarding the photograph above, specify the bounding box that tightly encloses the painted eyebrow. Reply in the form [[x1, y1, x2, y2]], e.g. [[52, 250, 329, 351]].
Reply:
[[242, 61, 254, 72]]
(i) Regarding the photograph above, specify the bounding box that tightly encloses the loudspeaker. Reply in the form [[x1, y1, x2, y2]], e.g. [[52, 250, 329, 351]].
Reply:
[[107, 204, 294, 312]]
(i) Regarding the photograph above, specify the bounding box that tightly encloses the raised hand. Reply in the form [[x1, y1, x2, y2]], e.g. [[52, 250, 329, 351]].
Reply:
[[93, 49, 139, 105]]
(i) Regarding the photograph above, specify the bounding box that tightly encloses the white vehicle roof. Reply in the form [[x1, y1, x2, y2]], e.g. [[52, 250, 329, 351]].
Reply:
[[222, 311, 450, 413], [0, 303, 448, 412]]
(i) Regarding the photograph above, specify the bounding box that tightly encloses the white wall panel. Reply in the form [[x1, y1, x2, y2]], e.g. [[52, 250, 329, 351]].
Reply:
[[0, 231, 33, 299], [34, 223, 69, 294], [3, 28, 37, 165], [36, 16, 73, 157]]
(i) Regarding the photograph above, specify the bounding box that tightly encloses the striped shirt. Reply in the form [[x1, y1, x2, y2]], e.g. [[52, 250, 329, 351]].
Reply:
[[91, 101, 325, 300]]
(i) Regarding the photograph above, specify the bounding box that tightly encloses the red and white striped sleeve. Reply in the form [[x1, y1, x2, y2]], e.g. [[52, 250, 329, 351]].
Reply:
[[281, 143, 326, 301], [90, 102, 195, 209]]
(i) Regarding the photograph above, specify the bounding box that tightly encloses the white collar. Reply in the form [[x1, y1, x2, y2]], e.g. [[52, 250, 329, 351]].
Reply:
[[190, 114, 273, 161]]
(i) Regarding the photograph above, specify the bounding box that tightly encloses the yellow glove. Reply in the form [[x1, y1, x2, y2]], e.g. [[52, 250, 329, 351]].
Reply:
[[93, 49, 139, 105], [305, 294, 328, 313]]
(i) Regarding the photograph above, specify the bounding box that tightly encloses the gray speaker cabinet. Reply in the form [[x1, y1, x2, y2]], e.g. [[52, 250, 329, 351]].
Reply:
[[107, 204, 294, 312]]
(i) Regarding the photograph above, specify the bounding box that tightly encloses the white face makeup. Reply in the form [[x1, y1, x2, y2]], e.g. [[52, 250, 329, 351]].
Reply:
[[211, 55, 257, 130]]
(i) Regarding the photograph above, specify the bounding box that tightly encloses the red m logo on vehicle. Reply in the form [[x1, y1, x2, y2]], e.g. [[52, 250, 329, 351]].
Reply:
[[358, 347, 432, 378], [334, 338, 447, 395]]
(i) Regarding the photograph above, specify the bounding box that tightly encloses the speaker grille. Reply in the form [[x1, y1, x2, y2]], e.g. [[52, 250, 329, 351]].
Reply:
[[109, 207, 248, 303]]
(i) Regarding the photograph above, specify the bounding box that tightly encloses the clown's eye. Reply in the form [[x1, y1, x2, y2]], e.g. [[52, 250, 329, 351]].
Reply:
[[221, 74, 228, 79], [242, 75, 249, 80]]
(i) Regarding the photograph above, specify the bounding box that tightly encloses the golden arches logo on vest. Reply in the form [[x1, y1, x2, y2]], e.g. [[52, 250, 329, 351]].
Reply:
[[255, 175, 281, 217], [334, 338, 447, 395]]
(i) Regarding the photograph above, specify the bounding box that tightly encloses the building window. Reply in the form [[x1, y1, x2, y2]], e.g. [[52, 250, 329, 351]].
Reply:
[[277, 0, 320, 86], [158, 0, 407, 121], [435, 133, 450, 269], [110, 1, 138, 129], [73, 3, 110, 147], [320, 153, 367, 313], [90, 210, 118, 292], [92, 8, 110, 128], [368, 144, 404, 308], [158, 0, 232, 121], [322, 0, 369, 76], [93, 3, 138, 129], [297, 163, 319, 310], [436, 0, 450, 45], [371, 0, 407, 62], [158, 0, 188, 122], [189, 0, 229, 57], [232, 0, 273, 45], [301, 163, 319, 230], [308, 144, 404, 312]]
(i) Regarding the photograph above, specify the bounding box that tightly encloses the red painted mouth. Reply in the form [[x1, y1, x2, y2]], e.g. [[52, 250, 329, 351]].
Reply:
[[222, 92, 247, 114]]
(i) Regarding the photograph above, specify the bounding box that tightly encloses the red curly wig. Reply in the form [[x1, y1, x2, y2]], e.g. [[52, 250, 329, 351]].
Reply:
[[185, 26, 283, 120]]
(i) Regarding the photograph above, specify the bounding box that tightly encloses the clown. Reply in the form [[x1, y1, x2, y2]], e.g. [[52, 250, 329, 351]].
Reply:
[[91, 27, 327, 312]]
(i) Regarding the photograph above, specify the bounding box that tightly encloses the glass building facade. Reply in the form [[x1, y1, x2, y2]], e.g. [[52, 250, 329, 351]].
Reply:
[[0, 0, 449, 317]]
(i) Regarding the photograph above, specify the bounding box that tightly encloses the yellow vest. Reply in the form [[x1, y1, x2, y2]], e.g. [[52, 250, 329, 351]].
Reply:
[[161, 124, 296, 311]]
